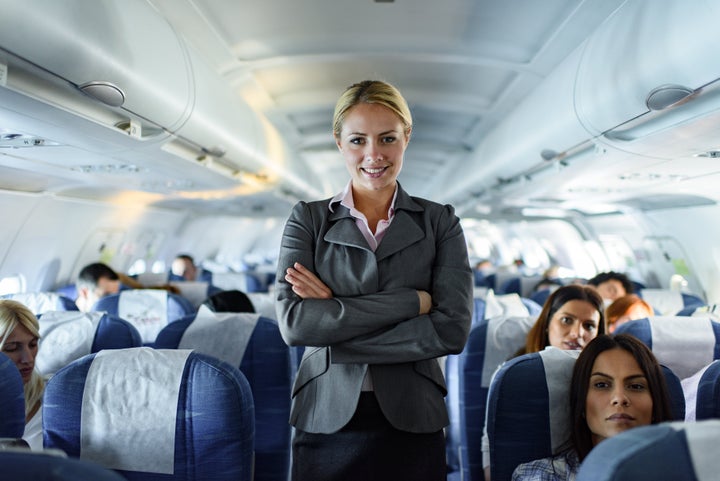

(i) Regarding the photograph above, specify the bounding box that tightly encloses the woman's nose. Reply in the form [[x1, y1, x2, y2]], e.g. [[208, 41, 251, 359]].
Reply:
[[19, 346, 33, 363], [611, 389, 630, 406]]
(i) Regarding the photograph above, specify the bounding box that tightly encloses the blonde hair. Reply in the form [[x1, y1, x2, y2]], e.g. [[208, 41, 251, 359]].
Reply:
[[332, 80, 413, 138], [0, 299, 44, 416]]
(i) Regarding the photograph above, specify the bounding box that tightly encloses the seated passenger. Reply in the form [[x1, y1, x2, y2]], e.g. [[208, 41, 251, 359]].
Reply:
[[512, 333, 673, 481], [605, 295, 653, 333], [171, 254, 199, 281], [587, 271, 634, 304], [76, 262, 179, 311], [515, 285, 605, 357], [0, 299, 44, 450], [75, 262, 133, 312]]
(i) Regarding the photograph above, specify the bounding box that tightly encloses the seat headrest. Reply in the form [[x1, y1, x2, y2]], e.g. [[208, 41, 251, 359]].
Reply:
[[639, 289, 684, 315], [1, 292, 78, 314], [481, 315, 535, 386], [577, 420, 720, 481], [35, 311, 104, 376], [0, 352, 25, 438], [99, 289, 169, 343], [616, 316, 720, 379], [178, 305, 259, 367]]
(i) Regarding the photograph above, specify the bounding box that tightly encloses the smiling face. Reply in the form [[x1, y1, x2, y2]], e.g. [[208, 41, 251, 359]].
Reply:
[[585, 348, 653, 446], [335, 102, 410, 198], [547, 299, 601, 350], [2, 323, 39, 384]]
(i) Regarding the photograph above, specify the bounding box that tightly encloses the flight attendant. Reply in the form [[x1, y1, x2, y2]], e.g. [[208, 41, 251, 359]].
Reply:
[[276, 80, 474, 481]]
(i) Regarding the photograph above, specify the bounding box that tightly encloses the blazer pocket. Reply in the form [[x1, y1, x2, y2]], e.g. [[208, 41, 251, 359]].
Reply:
[[292, 347, 330, 398], [413, 359, 448, 395]]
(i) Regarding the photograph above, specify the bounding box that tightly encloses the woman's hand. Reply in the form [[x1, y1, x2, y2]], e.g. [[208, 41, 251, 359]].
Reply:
[[285, 262, 333, 299], [417, 290, 432, 315]]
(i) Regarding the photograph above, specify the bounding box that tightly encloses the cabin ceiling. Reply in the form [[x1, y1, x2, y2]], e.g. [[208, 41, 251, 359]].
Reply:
[[2, 0, 720, 218], [150, 0, 627, 211]]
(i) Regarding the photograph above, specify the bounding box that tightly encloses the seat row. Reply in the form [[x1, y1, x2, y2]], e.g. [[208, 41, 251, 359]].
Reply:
[[445, 299, 720, 481], [0, 306, 293, 481]]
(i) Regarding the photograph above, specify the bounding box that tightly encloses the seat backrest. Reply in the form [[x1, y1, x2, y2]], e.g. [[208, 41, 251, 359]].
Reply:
[[2, 450, 127, 481], [486, 348, 579, 481], [614, 316, 720, 380], [1, 292, 78, 314], [0, 352, 25, 439], [246, 292, 277, 319], [36, 311, 142, 376], [154, 306, 292, 481], [682, 359, 720, 421], [452, 314, 535, 481], [639, 289, 705, 315], [43, 347, 255, 481], [92, 289, 195, 344], [168, 281, 213, 309], [577, 420, 720, 481]]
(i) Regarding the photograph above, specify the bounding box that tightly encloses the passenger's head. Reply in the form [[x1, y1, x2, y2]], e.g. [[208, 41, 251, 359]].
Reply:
[[570, 333, 673, 460], [587, 271, 634, 302], [171, 254, 198, 281], [333, 80, 412, 196], [524, 284, 605, 353], [605, 294, 653, 333], [0, 299, 44, 415], [76, 262, 121, 311]]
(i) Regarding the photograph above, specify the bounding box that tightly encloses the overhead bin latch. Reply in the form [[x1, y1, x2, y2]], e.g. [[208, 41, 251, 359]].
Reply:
[[78, 81, 126, 108]]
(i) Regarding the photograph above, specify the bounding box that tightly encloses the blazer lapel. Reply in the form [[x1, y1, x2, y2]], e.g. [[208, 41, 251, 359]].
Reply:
[[375, 186, 425, 261], [324, 205, 372, 251]]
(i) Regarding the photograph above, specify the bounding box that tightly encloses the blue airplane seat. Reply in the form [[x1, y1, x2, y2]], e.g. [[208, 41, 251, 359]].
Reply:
[[485, 348, 684, 481], [577, 420, 720, 481], [696, 360, 720, 419], [2, 450, 127, 481], [0, 352, 25, 439], [614, 316, 720, 381], [445, 296, 491, 477], [91, 289, 195, 345], [36, 311, 142, 376], [521, 296, 542, 317], [43, 348, 255, 481], [530, 287, 552, 307], [457, 314, 535, 481], [1, 292, 79, 314], [155, 307, 292, 481]]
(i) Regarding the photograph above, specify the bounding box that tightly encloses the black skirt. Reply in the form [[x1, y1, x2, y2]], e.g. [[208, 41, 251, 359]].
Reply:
[[291, 392, 446, 481]]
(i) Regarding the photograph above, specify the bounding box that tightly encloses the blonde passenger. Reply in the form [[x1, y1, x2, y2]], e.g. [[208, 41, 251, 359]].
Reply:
[[605, 294, 653, 333], [0, 299, 44, 450]]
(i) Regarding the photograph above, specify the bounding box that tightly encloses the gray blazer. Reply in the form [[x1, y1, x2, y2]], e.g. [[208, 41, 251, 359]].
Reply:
[[275, 185, 473, 434]]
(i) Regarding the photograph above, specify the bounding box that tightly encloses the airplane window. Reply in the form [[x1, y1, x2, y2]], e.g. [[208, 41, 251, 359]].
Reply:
[[0, 274, 25, 295], [127, 259, 147, 276], [151, 260, 166, 274]]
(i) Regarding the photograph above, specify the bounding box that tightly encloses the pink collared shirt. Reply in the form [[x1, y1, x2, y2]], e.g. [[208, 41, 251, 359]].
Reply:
[[329, 181, 398, 251]]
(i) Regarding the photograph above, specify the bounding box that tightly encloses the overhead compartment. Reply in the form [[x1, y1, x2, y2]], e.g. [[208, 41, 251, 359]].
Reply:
[[0, 0, 193, 132], [574, 0, 720, 140]]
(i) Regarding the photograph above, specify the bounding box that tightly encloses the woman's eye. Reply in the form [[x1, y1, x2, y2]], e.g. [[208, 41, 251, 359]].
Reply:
[[561, 316, 574, 325], [593, 381, 609, 389], [382, 136, 396, 143], [583, 322, 597, 332], [2, 343, 18, 352], [349, 137, 364, 145], [629, 383, 647, 391]]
